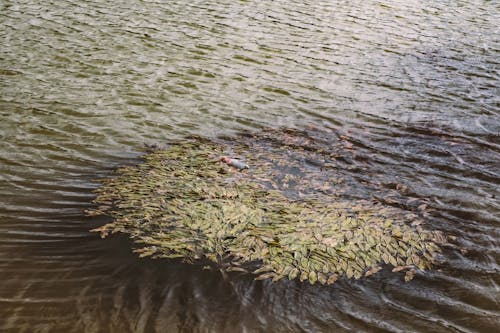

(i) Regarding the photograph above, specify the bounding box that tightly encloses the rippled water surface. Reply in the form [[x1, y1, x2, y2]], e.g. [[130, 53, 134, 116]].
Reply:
[[1, 0, 499, 332]]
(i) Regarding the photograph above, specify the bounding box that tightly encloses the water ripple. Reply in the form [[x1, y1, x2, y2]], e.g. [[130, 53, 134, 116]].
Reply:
[[1, 0, 499, 332]]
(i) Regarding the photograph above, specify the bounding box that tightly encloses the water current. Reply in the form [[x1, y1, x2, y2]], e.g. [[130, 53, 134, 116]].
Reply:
[[1, 0, 499, 332]]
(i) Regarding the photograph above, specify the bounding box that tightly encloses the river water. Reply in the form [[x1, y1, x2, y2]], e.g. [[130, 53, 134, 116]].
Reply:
[[1, 0, 499, 332]]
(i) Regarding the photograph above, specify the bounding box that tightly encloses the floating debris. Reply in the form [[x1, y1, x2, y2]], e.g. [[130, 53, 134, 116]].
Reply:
[[88, 128, 445, 284], [220, 156, 249, 170]]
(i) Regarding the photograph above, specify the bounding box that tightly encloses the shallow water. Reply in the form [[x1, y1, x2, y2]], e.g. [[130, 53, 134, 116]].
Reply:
[[0, 0, 499, 332]]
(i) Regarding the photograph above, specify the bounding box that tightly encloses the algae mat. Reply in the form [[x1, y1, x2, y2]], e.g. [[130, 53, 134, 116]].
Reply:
[[88, 128, 447, 285]]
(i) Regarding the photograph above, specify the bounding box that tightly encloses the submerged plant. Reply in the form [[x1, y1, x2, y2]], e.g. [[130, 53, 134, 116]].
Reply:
[[88, 129, 446, 284]]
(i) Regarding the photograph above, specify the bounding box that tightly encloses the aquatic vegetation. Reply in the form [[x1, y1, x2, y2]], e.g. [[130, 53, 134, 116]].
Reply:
[[88, 129, 445, 284]]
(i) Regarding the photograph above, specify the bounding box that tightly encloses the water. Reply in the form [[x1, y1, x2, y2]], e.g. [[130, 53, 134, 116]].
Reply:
[[0, 0, 499, 332]]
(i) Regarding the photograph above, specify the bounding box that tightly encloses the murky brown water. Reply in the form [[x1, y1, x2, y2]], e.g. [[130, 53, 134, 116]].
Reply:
[[1, 0, 499, 332]]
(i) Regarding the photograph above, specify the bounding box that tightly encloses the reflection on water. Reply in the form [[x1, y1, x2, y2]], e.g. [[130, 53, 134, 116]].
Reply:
[[0, 0, 499, 332]]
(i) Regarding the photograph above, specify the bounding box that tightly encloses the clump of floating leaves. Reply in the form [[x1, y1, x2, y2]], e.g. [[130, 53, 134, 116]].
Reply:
[[89, 128, 445, 284]]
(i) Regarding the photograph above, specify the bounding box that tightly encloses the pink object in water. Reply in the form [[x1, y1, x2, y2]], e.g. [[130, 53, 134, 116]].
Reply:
[[220, 156, 249, 170]]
